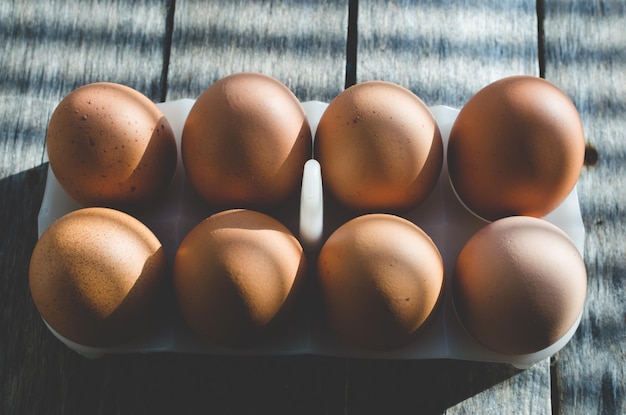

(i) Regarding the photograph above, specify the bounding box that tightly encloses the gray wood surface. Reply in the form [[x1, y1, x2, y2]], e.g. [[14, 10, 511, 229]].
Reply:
[[167, 0, 348, 102], [358, 0, 540, 106], [544, 0, 626, 414], [1, 0, 171, 413], [355, 1, 551, 414], [1, 0, 624, 414]]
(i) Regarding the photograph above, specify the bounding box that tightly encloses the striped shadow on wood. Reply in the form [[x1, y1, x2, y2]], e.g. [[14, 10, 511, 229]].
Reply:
[[351, 1, 552, 414], [166, 0, 348, 102], [544, 0, 626, 414]]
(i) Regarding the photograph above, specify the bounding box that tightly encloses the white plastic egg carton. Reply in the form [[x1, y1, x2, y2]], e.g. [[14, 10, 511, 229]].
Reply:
[[38, 99, 585, 369]]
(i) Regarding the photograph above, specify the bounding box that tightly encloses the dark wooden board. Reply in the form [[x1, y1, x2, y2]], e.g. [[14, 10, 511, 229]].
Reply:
[[543, 0, 626, 414], [1, 1, 351, 414], [1, 0, 173, 413], [354, 1, 552, 414]]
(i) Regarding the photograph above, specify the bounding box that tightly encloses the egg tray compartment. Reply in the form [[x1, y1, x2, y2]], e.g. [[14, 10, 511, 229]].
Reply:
[[37, 99, 586, 369]]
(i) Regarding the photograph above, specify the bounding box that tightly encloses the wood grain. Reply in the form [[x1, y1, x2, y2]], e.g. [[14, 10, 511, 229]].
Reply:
[[162, 2, 352, 414], [543, 0, 626, 414], [357, 0, 540, 107], [355, 1, 551, 414], [0, 1, 172, 413], [166, 0, 348, 102], [2, 0, 625, 414], [1, 1, 351, 414]]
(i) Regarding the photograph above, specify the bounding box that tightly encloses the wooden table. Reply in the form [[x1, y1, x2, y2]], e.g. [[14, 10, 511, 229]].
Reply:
[[1, 0, 624, 413]]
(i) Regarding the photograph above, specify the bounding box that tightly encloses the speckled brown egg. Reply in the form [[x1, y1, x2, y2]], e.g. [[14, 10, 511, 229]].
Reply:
[[181, 72, 312, 209], [46, 82, 177, 208], [173, 209, 307, 347], [447, 75, 585, 221], [315, 81, 443, 213], [317, 214, 444, 350], [452, 216, 587, 355], [29, 207, 169, 347]]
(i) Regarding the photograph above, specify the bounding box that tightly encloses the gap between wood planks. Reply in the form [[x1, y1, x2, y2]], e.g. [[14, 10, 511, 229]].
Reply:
[[536, 1, 561, 412], [159, 0, 176, 102], [158, 0, 358, 98], [345, 0, 358, 88]]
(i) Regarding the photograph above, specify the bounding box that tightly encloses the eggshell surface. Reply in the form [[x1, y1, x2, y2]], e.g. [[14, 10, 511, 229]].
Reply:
[[315, 81, 443, 213], [452, 216, 587, 355], [173, 209, 307, 347], [33, 94, 588, 364], [447, 75, 585, 221], [181, 73, 312, 209], [45, 82, 177, 208], [317, 214, 445, 350], [29, 207, 169, 347]]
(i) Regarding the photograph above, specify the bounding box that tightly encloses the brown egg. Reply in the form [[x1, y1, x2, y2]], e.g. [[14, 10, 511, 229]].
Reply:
[[317, 214, 444, 350], [29, 207, 169, 347], [181, 72, 312, 209], [315, 81, 443, 213], [447, 75, 585, 221], [452, 216, 587, 355], [173, 209, 306, 347], [46, 82, 177, 208]]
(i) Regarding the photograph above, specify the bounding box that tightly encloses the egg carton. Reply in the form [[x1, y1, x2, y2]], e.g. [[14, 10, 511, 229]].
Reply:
[[37, 99, 585, 369]]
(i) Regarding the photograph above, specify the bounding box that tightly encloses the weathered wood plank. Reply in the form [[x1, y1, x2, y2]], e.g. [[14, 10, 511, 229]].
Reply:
[[357, 0, 539, 107], [354, 1, 551, 414], [0, 1, 172, 413], [2, 1, 352, 413], [0, 0, 171, 179], [167, 0, 348, 102], [5, 0, 623, 414], [158, 3, 351, 414], [344, 359, 552, 414], [543, 1, 626, 414]]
